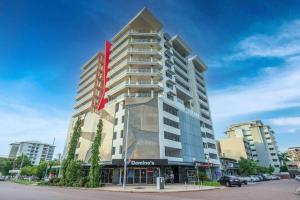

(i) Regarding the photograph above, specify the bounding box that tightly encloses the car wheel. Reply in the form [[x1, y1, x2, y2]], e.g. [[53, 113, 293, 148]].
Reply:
[[226, 182, 231, 187], [238, 184, 242, 187], [245, 182, 248, 185]]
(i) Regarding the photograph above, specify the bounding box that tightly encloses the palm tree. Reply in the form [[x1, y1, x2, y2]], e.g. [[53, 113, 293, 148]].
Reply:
[[278, 152, 291, 167]]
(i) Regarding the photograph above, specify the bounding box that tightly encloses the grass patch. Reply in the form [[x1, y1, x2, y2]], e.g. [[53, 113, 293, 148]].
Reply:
[[197, 181, 221, 187], [10, 179, 40, 185]]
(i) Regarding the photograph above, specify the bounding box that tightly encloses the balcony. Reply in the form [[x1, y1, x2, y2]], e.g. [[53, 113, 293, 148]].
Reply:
[[106, 68, 161, 87], [105, 80, 162, 97], [74, 92, 93, 109], [128, 38, 160, 46], [112, 30, 159, 50]]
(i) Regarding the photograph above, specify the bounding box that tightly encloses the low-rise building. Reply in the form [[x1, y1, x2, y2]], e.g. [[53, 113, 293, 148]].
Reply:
[[9, 141, 55, 165]]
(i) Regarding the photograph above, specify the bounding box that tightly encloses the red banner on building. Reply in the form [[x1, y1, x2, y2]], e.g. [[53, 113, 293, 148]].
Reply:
[[97, 41, 111, 110]]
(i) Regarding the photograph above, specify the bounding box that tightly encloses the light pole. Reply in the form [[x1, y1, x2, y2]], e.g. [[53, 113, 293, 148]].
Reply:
[[122, 104, 130, 189], [205, 154, 212, 180]]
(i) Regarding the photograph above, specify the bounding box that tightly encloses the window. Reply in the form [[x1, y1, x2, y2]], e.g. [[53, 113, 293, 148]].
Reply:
[[115, 103, 119, 112], [203, 142, 207, 148], [112, 147, 116, 155], [200, 103, 209, 111], [198, 95, 208, 103], [167, 93, 174, 101], [207, 142, 216, 149], [164, 131, 180, 142], [271, 153, 276, 156], [163, 103, 178, 116], [122, 116, 125, 123], [209, 153, 218, 159], [163, 117, 179, 128], [114, 118, 118, 125], [119, 146, 123, 154], [269, 148, 274, 150], [201, 132, 206, 138], [165, 147, 181, 158], [113, 132, 117, 140], [206, 132, 215, 139], [122, 100, 125, 109], [201, 113, 210, 120], [274, 165, 279, 167], [272, 159, 278, 162], [120, 130, 124, 138]]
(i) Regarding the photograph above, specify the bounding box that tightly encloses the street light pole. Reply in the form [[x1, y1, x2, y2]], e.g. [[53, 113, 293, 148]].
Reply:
[[123, 104, 130, 189]]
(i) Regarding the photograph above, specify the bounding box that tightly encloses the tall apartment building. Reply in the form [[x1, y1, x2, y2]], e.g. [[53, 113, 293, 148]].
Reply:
[[9, 141, 55, 165], [64, 8, 220, 184], [219, 120, 280, 172]]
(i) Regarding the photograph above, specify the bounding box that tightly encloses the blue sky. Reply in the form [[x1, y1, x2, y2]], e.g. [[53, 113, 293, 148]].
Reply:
[[1, 0, 300, 157]]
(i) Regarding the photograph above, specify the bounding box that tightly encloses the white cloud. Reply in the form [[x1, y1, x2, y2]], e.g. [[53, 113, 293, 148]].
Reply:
[[209, 20, 300, 120], [231, 20, 300, 59], [269, 117, 300, 126]]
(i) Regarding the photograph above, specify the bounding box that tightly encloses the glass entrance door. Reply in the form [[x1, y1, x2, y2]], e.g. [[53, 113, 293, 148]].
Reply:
[[141, 169, 146, 183]]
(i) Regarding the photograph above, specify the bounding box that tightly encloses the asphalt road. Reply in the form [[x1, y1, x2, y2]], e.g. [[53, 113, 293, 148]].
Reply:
[[0, 180, 299, 200]]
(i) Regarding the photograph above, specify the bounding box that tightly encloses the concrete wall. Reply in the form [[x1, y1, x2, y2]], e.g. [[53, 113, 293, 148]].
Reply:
[[219, 137, 248, 160]]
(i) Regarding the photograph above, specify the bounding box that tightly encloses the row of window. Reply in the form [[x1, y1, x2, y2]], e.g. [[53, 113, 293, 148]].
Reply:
[[201, 113, 210, 120], [113, 130, 124, 140], [203, 142, 216, 149], [115, 101, 125, 112], [114, 116, 125, 125], [175, 78, 190, 91], [175, 69, 189, 82], [163, 103, 178, 116], [200, 121, 213, 130], [164, 131, 180, 142], [163, 117, 179, 129], [198, 95, 208, 103], [174, 60, 188, 74], [201, 132, 215, 139], [112, 146, 123, 155]]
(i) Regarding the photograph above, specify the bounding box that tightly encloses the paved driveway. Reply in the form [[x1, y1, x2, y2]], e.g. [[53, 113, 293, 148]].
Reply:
[[0, 179, 299, 200]]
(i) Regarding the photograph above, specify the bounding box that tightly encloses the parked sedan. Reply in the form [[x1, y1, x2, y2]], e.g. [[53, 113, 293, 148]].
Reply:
[[236, 176, 249, 185], [218, 176, 242, 187], [0, 176, 5, 181]]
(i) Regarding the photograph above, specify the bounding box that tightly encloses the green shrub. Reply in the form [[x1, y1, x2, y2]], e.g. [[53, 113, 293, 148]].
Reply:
[[197, 171, 208, 181], [198, 181, 220, 187]]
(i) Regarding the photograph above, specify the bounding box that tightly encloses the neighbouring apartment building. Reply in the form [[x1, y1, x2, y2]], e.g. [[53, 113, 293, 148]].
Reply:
[[286, 147, 300, 163], [9, 141, 55, 165], [219, 120, 281, 172], [64, 8, 220, 184]]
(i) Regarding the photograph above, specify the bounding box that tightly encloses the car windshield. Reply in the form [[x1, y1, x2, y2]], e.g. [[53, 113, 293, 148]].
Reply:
[[228, 176, 237, 178]]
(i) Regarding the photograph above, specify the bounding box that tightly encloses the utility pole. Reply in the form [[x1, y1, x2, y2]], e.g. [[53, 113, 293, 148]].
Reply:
[[123, 104, 130, 189]]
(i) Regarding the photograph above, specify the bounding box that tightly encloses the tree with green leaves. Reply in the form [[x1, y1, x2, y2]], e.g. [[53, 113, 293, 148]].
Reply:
[[268, 165, 275, 174], [21, 166, 37, 176], [278, 152, 291, 172], [238, 157, 257, 176], [88, 119, 103, 188], [60, 117, 82, 185], [66, 160, 83, 186], [14, 155, 32, 169], [36, 161, 48, 179]]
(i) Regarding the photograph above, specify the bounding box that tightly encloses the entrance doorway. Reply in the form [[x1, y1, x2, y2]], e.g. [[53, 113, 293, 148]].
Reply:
[[121, 167, 160, 184]]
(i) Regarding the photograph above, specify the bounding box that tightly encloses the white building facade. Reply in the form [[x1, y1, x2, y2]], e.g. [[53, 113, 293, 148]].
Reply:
[[9, 141, 55, 165], [65, 8, 220, 184]]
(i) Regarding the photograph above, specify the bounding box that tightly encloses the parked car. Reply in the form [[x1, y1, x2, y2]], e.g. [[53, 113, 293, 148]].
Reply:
[[0, 176, 5, 181], [218, 176, 242, 187], [250, 175, 260, 182], [270, 175, 280, 180], [236, 176, 249, 185], [295, 175, 300, 182]]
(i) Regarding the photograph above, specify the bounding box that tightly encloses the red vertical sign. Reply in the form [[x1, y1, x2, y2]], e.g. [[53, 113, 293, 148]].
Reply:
[[97, 41, 111, 110]]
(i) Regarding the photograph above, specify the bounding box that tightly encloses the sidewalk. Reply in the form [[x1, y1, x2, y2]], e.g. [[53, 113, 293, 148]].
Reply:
[[97, 184, 222, 193]]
